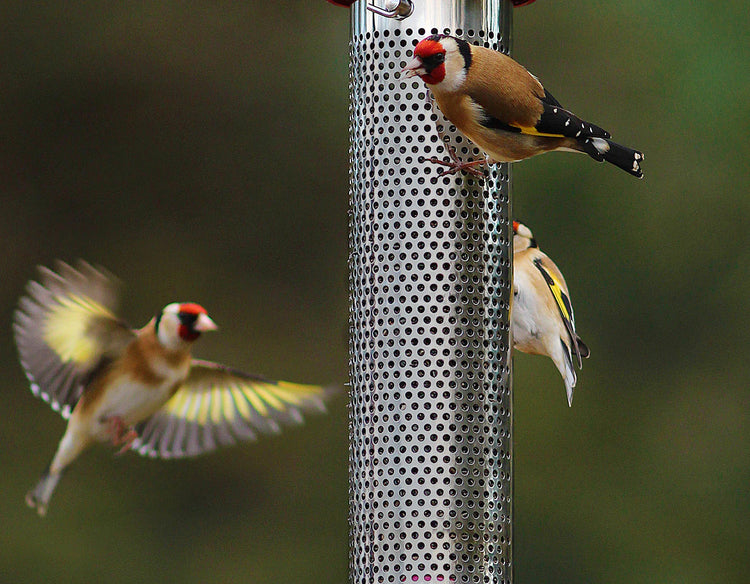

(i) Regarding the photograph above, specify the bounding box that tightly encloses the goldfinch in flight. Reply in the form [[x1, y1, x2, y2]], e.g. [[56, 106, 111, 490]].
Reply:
[[512, 222, 590, 406], [403, 34, 644, 178], [14, 260, 332, 516]]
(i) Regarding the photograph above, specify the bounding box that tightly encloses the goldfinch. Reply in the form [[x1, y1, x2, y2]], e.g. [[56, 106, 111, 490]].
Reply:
[[512, 222, 590, 406], [403, 35, 644, 178], [14, 260, 331, 516]]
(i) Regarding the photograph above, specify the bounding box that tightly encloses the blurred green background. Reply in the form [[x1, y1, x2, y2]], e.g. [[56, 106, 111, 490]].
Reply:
[[0, 1, 747, 583]]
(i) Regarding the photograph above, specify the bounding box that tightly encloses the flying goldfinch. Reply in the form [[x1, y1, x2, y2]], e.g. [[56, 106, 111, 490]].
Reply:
[[512, 222, 590, 406], [14, 260, 331, 516], [403, 34, 644, 178]]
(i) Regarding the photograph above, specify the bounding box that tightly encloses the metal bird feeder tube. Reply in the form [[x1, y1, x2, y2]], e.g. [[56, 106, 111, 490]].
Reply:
[[348, 2, 514, 583]]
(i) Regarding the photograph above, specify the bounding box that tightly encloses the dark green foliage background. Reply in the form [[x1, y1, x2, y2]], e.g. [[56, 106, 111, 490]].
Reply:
[[0, 2, 746, 583]]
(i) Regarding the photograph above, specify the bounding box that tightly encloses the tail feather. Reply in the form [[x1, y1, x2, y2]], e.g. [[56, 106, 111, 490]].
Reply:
[[576, 336, 590, 359], [558, 339, 578, 407], [581, 137, 644, 178], [26, 466, 62, 517]]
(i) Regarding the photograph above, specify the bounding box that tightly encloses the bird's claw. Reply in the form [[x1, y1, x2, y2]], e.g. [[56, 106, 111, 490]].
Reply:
[[106, 416, 138, 455], [115, 429, 138, 455], [25, 492, 47, 516], [425, 156, 486, 178]]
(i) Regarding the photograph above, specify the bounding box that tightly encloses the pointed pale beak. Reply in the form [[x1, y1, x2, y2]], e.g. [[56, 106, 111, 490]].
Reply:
[[194, 313, 218, 332], [402, 56, 424, 78]]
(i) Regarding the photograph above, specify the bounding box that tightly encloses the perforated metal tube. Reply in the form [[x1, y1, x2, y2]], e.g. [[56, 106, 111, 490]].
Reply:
[[348, 2, 513, 583]]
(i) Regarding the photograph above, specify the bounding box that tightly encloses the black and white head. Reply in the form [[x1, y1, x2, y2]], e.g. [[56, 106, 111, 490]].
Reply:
[[155, 302, 217, 350], [513, 221, 537, 252], [402, 34, 472, 92]]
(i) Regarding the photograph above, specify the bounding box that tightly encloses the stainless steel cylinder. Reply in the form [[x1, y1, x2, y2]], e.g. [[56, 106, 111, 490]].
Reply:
[[348, 2, 513, 583]]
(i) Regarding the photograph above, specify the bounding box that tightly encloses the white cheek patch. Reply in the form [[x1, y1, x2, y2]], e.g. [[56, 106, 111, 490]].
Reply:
[[437, 65, 467, 93], [157, 316, 180, 348]]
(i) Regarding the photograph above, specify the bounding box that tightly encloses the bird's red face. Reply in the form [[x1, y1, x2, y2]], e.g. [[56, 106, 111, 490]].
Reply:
[[512, 221, 520, 234], [175, 303, 217, 342], [403, 36, 447, 85]]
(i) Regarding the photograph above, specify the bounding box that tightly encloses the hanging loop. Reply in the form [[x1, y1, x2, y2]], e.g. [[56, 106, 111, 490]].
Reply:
[[366, 0, 414, 20]]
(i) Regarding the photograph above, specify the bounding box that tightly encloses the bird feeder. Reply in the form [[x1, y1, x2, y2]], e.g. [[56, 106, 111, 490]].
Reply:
[[346, 1, 514, 582]]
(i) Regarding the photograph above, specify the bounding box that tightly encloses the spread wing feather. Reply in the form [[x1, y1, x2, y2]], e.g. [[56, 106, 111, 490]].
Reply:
[[13, 260, 134, 417], [132, 360, 333, 458]]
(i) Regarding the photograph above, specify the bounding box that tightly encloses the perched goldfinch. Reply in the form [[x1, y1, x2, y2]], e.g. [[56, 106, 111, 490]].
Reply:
[[14, 260, 331, 516], [512, 222, 590, 406], [403, 35, 644, 178]]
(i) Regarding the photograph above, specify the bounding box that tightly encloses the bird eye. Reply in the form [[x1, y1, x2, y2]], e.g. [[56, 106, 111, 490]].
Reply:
[[423, 53, 446, 70], [179, 312, 199, 327]]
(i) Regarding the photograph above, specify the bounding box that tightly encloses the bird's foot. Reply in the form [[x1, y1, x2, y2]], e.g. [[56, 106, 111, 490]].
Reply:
[[114, 429, 138, 455], [425, 156, 487, 177], [106, 416, 138, 455], [25, 492, 47, 516], [423, 141, 487, 177]]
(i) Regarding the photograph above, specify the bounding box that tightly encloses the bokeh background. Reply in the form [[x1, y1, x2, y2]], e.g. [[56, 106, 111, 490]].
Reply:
[[0, 2, 747, 583]]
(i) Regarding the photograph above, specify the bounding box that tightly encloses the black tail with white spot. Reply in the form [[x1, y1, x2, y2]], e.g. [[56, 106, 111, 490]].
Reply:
[[581, 136, 644, 178]]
